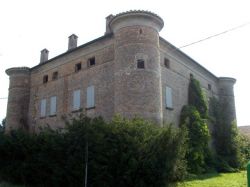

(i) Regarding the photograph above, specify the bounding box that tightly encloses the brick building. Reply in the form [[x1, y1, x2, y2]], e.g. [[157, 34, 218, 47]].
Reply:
[[5, 10, 236, 132]]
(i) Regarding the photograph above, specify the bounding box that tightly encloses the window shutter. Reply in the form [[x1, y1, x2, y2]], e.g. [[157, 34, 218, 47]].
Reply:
[[87, 86, 95, 108], [73, 90, 81, 110], [50, 96, 57, 115], [166, 86, 173, 108], [40, 99, 46, 117]]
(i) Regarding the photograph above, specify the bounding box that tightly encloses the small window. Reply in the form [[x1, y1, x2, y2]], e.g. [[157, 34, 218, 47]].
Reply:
[[86, 86, 95, 109], [190, 73, 193, 79], [88, 57, 95, 67], [137, 59, 145, 69], [50, 96, 57, 116], [75, 63, 82, 72], [73, 89, 81, 110], [164, 58, 170, 68], [165, 86, 173, 109], [208, 84, 212, 90], [139, 28, 143, 34], [40, 99, 46, 117], [52, 71, 58, 80], [43, 75, 48, 83]]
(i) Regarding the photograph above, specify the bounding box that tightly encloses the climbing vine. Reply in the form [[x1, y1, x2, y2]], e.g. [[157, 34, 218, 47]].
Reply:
[[188, 77, 208, 118], [180, 77, 211, 174], [209, 97, 243, 171]]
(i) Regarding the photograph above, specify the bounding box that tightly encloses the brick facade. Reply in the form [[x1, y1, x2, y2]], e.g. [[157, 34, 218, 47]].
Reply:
[[5, 11, 236, 132]]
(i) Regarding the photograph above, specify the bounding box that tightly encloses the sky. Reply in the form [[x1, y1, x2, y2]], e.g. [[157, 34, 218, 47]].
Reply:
[[0, 0, 250, 126]]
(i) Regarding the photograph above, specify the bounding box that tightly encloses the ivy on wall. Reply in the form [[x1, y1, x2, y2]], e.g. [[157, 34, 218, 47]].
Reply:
[[209, 97, 243, 171], [180, 77, 211, 174], [188, 77, 208, 118]]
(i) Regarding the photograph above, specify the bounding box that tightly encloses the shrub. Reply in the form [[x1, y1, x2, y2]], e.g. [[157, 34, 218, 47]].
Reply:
[[0, 128, 67, 186], [138, 124, 187, 186], [239, 134, 250, 163], [0, 116, 187, 187]]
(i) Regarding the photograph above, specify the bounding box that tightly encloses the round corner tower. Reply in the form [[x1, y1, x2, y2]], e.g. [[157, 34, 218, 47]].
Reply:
[[218, 77, 237, 124], [5, 67, 31, 132], [110, 10, 164, 124]]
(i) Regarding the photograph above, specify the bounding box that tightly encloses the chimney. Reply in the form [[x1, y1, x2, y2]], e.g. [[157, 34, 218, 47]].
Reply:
[[40, 48, 49, 64], [105, 14, 114, 35], [68, 34, 78, 51]]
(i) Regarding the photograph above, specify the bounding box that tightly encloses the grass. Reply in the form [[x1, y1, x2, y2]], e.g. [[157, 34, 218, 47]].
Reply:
[[0, 171, 247, 187], [176, 171, 247, 187]]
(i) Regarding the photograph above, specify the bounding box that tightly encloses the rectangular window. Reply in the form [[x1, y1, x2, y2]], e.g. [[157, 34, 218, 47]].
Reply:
[[190, 73, 194, 79], [165, 86, 173, 109], [75, 63, 82, 72], [73, 89, 81, 110], [40, 99, 46, 117], [43, 75, 48, 83], [164, 58, 170, 68], [50, 96, 57, 116], [87, 86, 95, 108], [208, 84, 212, 90], [137, 59, 145, 69], [52, 71, 58, 80], [88, 57, 95, 67]]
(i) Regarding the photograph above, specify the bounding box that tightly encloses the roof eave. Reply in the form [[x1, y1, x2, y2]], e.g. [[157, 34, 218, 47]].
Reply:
[[31, 33, 113, 71], [159, 36, 218, 80]]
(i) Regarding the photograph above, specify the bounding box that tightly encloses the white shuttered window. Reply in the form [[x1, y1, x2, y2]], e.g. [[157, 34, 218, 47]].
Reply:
[[40, 99, 46, 117], [50, 96, 57, 115], [87, 86, 95, 108], [73, 89, 81, 110], [166, 86, 173, 109]]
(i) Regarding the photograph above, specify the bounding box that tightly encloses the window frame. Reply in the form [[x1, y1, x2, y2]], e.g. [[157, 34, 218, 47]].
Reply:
[[165, 86, 173, 110], [86, 86, 95, 109], [40, 99, 47, 117], [72, 89, 81, 111], [49, 96, 57, 116]]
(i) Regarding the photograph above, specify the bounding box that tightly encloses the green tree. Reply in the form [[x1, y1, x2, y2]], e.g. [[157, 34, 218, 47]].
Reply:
[[239, 134, 250, 162], [209, 97, 243, 171]]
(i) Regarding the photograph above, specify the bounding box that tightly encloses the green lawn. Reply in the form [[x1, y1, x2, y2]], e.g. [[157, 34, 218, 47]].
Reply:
[[0, 171, 247, 187], [176, 171, 247, 187]]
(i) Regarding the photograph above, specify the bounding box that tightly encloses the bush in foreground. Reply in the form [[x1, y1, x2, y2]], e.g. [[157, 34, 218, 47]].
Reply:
[[0, 116, 187, 187]]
